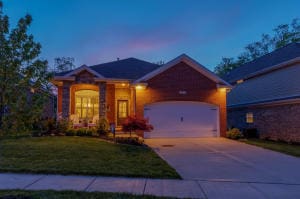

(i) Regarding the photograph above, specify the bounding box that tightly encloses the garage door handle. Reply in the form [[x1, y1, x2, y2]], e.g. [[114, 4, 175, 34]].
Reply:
[[180, 117, 183, 122]]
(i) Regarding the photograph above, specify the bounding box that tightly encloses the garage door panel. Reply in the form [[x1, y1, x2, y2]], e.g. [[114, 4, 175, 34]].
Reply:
[[144, 101, 219, 138]]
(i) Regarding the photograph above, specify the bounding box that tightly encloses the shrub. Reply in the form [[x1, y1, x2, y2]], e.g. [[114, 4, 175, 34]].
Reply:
[[31, 117, 57, 137], [57, 118, 71, 134], [115, 137, 144, 146], [85, 129, 93, 136], [76, 128, 86, 136], [65, 129, 76, 136], [122, 116, 153, 136], [70, 128, 94, 137], [90, 128, 98, 136], [226, 128, 243, 139], [96, 117, 110, 135]]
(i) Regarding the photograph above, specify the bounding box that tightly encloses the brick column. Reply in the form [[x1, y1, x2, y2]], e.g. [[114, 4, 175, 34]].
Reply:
[[99, 82, 106, 118], [132, 87, 136, 116], [62, 82, 71, 119]]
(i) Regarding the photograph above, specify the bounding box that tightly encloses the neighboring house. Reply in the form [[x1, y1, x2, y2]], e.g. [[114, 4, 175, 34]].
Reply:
[[52, 54, 231, 138], [224, 42, 300, 143]]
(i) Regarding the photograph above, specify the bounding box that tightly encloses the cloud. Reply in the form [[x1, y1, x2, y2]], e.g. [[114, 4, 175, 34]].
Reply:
[[75, 3, 242, 65], [82, 22, 187, 64]]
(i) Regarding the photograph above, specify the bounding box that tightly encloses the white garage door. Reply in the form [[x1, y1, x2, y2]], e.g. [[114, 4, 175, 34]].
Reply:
[[144, 101, 219, 138]]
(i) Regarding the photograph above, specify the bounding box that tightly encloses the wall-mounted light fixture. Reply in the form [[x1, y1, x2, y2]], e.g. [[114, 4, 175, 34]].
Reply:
[[132, 83, 147, 90], [217, 84, 232, 93]]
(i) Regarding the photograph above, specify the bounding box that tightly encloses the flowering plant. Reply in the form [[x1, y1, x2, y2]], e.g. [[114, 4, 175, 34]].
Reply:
[[122, 115, 153, 136]]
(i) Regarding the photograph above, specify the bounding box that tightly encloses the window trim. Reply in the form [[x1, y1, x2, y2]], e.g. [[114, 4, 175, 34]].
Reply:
[[75, 90, 99, 119]]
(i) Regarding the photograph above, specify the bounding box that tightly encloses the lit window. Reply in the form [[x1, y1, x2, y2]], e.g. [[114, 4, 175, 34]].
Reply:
[[75, 90, 99, 119], [246, 112, 254, 123]]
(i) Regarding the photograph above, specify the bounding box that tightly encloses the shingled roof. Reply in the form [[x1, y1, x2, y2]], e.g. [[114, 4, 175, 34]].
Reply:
[[223, 42, 300, 84], [227, 63, 300, 107], [56, 58, 161, 80]]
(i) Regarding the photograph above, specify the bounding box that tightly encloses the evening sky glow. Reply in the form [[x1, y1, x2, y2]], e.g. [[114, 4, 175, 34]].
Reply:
[[4, 0, 300, 70]]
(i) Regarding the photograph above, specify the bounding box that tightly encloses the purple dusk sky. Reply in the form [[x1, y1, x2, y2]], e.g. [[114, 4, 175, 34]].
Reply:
[[4, 0, 300, 70]]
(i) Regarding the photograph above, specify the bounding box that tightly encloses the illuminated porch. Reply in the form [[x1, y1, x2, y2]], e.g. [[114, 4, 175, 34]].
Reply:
[[52, 77, 146, 128]]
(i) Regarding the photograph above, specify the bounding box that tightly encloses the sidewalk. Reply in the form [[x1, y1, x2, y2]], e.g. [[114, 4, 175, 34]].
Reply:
[[1, 173, 300, 199]]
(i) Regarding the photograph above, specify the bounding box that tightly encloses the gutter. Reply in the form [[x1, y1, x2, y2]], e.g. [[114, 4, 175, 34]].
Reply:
[[228, 95, 300, 109]]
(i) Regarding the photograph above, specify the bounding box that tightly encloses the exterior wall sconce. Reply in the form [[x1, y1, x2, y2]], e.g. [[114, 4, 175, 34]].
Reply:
[[132, 83, 147, 90]]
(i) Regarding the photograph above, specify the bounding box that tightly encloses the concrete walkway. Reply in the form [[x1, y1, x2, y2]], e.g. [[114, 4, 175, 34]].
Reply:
[[1, 173, 300, 199]]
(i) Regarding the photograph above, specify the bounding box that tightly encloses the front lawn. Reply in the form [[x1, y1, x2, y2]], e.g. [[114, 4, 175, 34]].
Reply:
[[241, 138, 300, 157], [0, 190, 176, 199], [0, 137, 180, 179]]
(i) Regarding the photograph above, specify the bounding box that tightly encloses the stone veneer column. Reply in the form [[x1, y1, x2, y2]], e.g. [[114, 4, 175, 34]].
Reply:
[[62, 81, 71, 118], [99, 82, 106, 118]]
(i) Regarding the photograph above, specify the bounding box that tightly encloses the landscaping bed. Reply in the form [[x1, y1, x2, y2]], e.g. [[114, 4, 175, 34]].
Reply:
[[0, 137, 180, 179], [0, 190, 176, 199], [241, 138, 300, 157]]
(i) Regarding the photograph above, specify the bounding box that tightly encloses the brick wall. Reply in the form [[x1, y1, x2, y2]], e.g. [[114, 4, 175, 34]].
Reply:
[[135, 61, 227, 136], [228, 103, 300, 143]]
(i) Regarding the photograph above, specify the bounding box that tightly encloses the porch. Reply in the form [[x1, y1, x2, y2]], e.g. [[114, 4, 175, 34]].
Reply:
[[56, 81, 137, 128]]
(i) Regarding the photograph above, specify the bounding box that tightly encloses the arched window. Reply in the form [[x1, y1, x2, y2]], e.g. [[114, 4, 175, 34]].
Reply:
[[75, 90, 99, 119]]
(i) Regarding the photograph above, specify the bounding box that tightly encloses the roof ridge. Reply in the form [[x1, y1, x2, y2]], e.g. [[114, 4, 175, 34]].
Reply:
[[89, 57, 158, 68], [89, 57, 132, 67]]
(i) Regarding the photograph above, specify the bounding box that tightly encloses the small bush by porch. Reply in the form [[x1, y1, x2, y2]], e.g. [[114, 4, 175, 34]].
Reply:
[[0, 137, 180, 179]]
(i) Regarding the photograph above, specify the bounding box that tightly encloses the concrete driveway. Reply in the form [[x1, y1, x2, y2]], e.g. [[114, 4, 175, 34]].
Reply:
[[146, 138, 300, 198], [146, 138, 300, 184]]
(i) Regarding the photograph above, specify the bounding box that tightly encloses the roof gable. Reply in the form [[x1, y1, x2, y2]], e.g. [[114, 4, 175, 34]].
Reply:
[[135, 54, 231, 86], [64, 65, 104, 78]]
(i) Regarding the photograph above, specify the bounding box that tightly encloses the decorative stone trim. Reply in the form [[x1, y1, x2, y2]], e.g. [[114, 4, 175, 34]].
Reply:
[[62, 82, 71, 118], [99, 82, 106, 118]]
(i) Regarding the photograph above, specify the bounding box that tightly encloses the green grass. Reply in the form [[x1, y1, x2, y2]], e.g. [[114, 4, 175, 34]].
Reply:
[[0, 137, 180, 179], [241, 138, 300, 157], [0, 190, 177, 199]]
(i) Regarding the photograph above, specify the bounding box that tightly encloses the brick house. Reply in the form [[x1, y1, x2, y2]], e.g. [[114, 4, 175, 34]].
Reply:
[[52, 54, 231, 138], [224, 43, 300, 143]]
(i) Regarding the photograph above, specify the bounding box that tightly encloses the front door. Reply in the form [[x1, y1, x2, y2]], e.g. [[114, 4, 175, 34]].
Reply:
[[117, 100, 128, 126]]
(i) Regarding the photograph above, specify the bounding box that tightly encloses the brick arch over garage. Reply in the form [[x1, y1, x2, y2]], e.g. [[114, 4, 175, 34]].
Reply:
[[135, 61, 227, 136]]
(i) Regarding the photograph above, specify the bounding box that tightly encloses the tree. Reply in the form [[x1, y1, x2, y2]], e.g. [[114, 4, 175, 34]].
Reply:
[[214, 57, 238, 77], [0, 1, 52, 136], [214, 18, 300, 76], [54, 57, 75, 73], [122, 116, 153, 137]]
